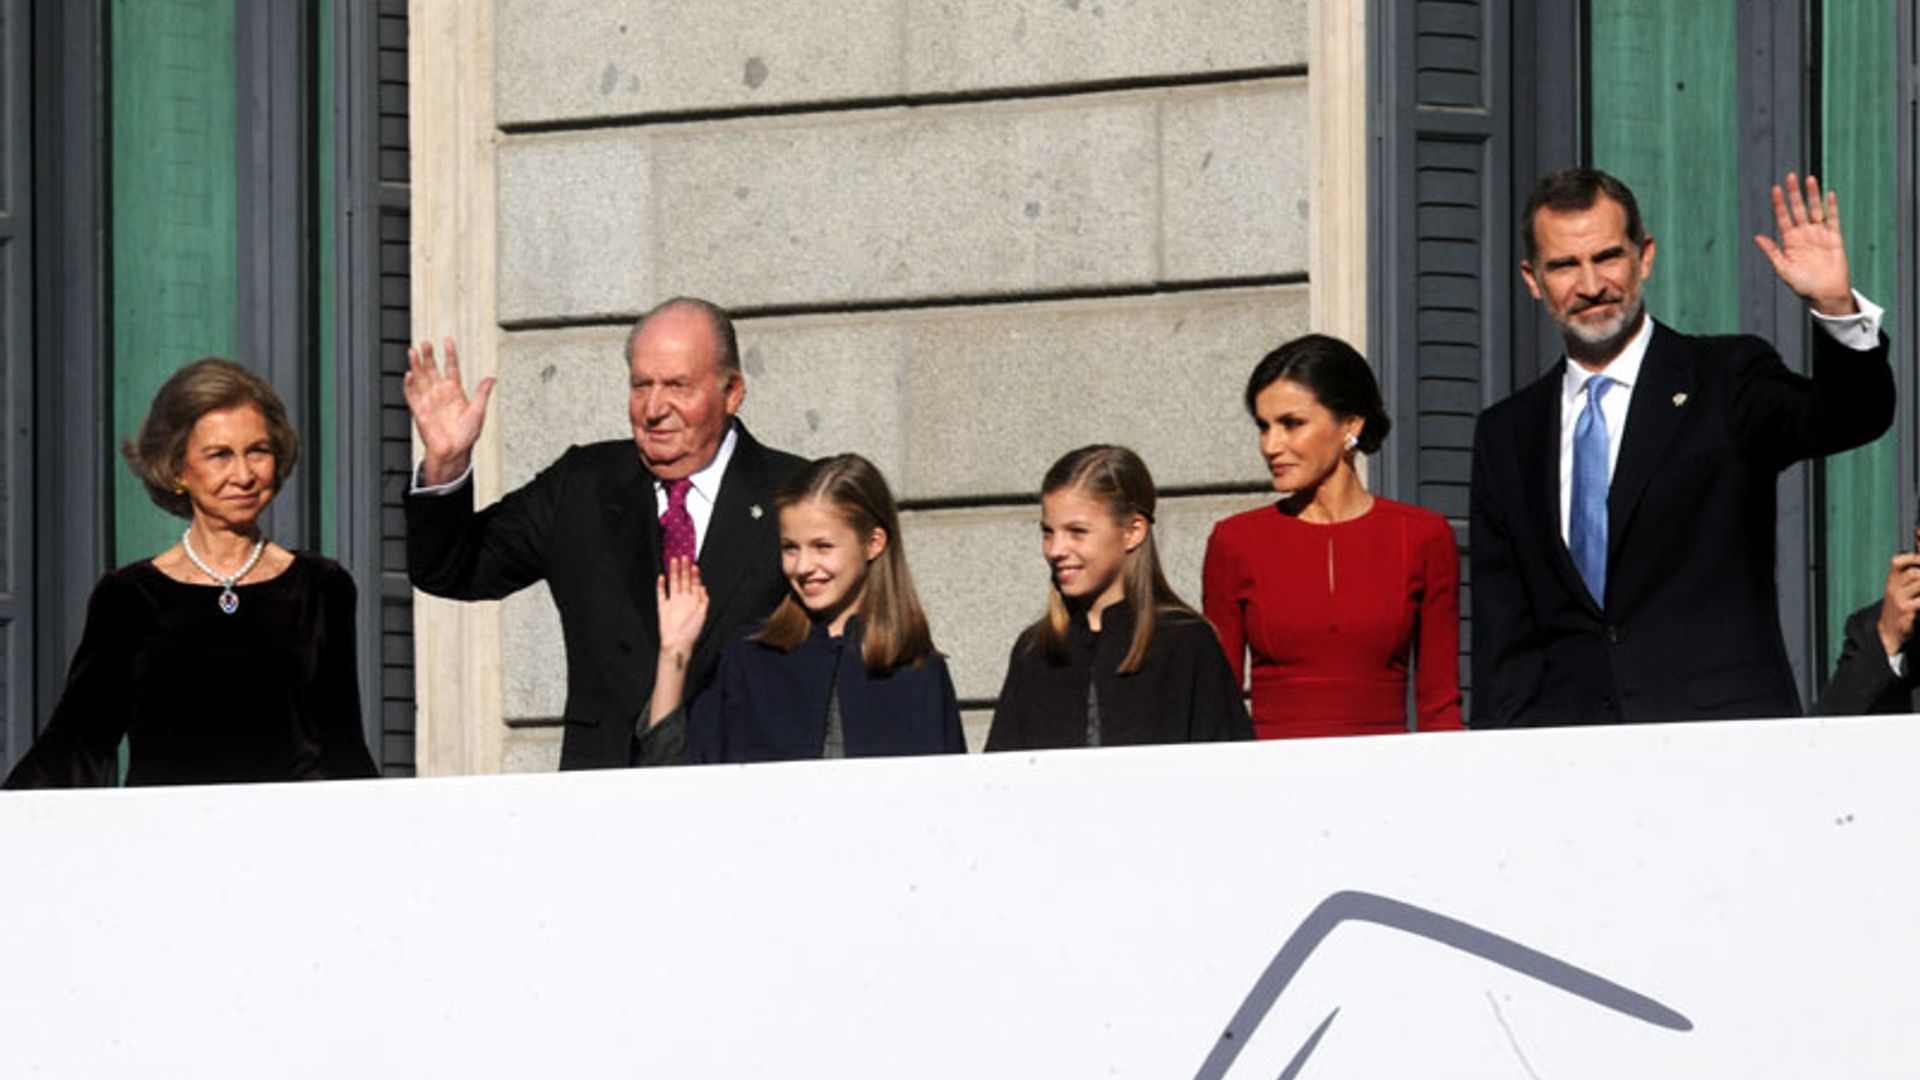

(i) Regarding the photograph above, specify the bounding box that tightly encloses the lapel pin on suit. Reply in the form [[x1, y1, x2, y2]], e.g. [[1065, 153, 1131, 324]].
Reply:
[[1672, 392, 1688, 407], [750, 504, 764, 520]]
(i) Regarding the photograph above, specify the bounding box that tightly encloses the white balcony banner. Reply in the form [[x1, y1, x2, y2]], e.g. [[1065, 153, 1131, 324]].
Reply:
[[1, 716, 1913, 1077]]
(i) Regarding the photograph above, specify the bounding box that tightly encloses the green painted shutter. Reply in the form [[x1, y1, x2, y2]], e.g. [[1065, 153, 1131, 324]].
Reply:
[[1589, 0, 1742, 336], [1819, 0, 1900, 665], [109, 0, 238, 565]]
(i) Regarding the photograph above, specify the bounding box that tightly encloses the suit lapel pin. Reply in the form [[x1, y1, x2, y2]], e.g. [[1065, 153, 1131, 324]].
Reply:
[[1672, 392, 1688, 407], [750, 504, 763, 520]]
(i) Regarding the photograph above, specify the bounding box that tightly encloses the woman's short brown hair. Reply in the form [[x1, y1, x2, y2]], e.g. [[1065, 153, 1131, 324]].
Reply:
[[122, 357, 300, 519]]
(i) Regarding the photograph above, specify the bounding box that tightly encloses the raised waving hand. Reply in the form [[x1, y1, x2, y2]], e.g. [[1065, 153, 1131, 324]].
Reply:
[[404, 337, 497, 486], [646, 557, 709, 730], [1752, 172, 1858, 317]]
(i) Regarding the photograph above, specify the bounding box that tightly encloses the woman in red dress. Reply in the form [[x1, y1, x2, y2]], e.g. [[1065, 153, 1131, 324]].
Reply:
[[1203, 334, 1463, 738]]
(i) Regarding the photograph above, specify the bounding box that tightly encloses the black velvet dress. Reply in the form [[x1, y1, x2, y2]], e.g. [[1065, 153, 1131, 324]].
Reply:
[[3, 553, 378, 787]]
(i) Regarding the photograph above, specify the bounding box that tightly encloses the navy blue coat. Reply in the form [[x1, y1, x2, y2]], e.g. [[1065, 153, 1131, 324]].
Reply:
[[643, 617, 965, 764]]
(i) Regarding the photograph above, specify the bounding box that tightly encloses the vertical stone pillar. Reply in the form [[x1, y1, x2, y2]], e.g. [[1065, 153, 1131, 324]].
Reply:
[[409, 0, 504, 776], [1310, 0, 1368, 349]]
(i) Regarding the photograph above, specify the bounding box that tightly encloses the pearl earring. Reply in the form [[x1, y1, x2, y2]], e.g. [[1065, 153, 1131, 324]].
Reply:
[[1343, 433, 1359, 452]]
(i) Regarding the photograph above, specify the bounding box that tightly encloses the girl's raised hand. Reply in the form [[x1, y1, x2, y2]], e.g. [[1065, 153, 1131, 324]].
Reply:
[[656, 556, 709, 661]]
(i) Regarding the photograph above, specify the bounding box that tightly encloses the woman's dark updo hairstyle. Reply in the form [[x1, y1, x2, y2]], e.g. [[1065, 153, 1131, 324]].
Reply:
[[1243, 333, 1392, 455]]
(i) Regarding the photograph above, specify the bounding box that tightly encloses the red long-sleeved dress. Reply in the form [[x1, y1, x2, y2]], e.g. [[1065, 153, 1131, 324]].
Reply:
[[1202, 498, 1463, 738]]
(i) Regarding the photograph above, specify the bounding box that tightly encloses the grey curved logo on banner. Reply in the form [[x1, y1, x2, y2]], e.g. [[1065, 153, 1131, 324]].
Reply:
[[1192, 889, 1693, 1079]]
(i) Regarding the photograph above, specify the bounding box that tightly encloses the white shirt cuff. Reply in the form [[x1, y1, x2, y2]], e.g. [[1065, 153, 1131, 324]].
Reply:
[[1811, 290, 1884, 351], [1889, 650, 1907, 679], [410, 462, 474, 496]]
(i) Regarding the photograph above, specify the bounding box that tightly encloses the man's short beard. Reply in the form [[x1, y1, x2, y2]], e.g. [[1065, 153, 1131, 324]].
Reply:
[[1558, 293, 1644, 354]]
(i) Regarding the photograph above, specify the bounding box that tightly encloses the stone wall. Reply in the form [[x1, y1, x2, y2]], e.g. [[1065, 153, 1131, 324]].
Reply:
[[435, 0, 1330, 768]]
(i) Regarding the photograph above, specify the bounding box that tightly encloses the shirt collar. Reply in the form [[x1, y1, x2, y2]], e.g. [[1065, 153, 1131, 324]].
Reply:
[[659, 422, 740, 501], [1561, 313, 1656, 406]]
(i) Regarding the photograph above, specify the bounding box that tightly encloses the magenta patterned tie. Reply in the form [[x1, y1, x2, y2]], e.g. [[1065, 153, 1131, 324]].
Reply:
[[660, 478, 697, 564]]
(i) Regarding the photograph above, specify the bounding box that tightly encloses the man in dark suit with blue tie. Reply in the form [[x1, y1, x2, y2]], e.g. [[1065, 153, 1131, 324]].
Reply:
[[403, 297, 805, 768], [1469, 169, 1893, 727]]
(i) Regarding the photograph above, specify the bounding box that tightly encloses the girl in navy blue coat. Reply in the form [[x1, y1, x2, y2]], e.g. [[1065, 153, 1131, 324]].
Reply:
[[640, 453, 964, 763]]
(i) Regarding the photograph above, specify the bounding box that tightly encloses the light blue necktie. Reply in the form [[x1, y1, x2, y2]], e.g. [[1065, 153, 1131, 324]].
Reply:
[[1570, 374, 1616, 605]]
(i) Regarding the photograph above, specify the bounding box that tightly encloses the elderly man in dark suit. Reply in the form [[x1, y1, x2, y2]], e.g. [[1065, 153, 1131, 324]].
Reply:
[[404, 297, 805, 768], [1816, 533, 1920, 716], [1470, 168, 1893, 727]]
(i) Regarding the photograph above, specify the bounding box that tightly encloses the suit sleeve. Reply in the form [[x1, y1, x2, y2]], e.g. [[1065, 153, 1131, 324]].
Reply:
[[316, 566, 379, 779], [633, 701, 688, 766], [1413, 515, 1464, 731], [3, 578, 137, 788], [1201, 523, 1249, 691], [1733, 330, 1894, 470], [1468, 412, 1540, 729], [405, 452, 568, 601], [1814, 601, 1912, 716]]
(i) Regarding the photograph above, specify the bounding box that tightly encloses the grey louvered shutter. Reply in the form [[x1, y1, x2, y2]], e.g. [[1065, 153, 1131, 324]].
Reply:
[[1372, 0, 1513, 709], [1370, 0, 1578, 712], [338, 0, 415, 775], [0, 0, 29, 772]]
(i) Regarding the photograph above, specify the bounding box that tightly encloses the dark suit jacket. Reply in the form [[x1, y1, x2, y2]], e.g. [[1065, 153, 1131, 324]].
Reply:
[[1469, 323, 1892, 727], [406, 422, 806, 769], [1814, 601, 1919, 716]]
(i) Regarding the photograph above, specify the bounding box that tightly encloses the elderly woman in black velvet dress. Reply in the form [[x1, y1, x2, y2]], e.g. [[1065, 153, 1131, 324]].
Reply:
[[3, 358, 375, 787]]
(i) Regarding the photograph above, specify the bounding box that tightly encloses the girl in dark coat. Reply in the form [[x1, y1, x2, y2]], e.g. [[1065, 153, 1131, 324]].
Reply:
[[985, 445, 1251, 751], [642, 453, 963, 763]]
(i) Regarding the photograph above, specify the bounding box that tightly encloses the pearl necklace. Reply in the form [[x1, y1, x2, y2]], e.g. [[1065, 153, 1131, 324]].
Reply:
[[181, 528, 267, 614]]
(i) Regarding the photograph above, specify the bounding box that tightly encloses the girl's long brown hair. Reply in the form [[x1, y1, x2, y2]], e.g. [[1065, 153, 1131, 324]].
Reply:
[[1027, 445, 1197, 674], [754, 454, 935, 673]]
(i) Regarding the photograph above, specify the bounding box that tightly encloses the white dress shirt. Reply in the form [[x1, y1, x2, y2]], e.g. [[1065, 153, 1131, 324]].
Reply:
[[652, 424, 738, 557], [1556, 291, 1886, 545]]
